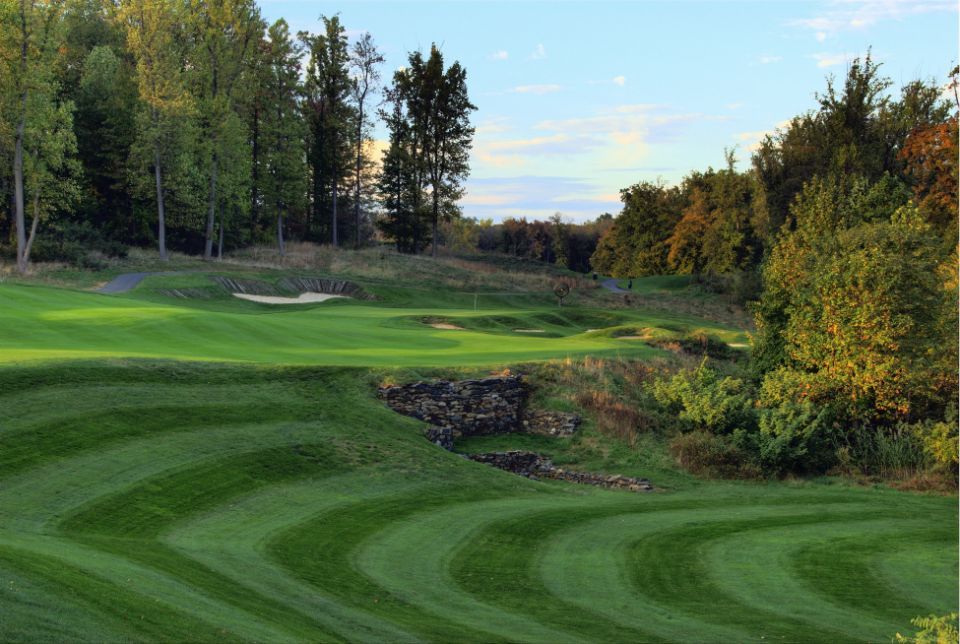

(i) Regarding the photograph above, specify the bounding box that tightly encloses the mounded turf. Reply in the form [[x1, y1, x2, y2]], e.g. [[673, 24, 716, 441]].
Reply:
[[0, 281, 744, 366], [0, 362, 955, 642]]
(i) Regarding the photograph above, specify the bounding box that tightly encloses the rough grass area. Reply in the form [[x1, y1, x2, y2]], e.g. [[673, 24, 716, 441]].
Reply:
[[0, 362, 955, 642]]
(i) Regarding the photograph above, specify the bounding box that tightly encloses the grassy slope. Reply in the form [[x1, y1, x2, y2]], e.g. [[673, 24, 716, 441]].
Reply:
[[0, 278, 744, 366], [0, 260, 955, 642]]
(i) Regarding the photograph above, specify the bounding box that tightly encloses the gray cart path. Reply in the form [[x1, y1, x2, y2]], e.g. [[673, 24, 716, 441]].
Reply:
[[97, 271, 184, 294], [600, 278, 628, 293]]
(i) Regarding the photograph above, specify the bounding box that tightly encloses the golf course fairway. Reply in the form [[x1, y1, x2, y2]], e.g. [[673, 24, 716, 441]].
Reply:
[[0, 277, 955, 642]]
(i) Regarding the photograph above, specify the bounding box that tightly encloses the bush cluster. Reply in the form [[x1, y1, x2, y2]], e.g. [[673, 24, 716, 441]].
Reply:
[[648, 359, 957, 481]]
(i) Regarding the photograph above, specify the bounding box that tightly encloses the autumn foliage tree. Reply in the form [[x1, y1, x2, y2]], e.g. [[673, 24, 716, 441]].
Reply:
[[899, 116, 958, 240]]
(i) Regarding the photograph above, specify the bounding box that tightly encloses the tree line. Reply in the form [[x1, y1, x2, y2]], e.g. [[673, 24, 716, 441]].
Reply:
[[0, 0, 475, 273], [611, 56, 958, 478]]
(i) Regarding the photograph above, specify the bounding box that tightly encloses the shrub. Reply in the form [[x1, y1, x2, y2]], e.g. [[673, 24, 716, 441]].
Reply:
[[847, 424, 930, 479], [754, 401, 838, 475], [650, 359, 754, 434], [894, 612, 959, 644], [669, 431, 759, 479], [912, 418, 959, 474]]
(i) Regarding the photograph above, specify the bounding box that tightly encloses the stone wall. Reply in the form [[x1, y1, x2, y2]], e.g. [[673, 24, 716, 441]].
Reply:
[[379, 376, 526, 437], [468, 451, 653, 492]]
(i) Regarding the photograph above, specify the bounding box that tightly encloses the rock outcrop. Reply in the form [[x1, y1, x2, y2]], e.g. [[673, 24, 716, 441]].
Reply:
[[467, 451, 653, 493], [379, 376, 528, 437]]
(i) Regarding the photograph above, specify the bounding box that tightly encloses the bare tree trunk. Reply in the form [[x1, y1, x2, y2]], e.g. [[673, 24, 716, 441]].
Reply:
[[431, 194, 439, 258], [331, 180, 338, 247], [154, 144, 168, 261], [277, 211, 285, 257], [217, 218, 224, 261], [354, 105, 362, 249], [21, 192, 40, 268], [13, 1, 27, 274], [250, 105, 260, 236], [203, 152, 218, 260], [13, 108, 26, 274]]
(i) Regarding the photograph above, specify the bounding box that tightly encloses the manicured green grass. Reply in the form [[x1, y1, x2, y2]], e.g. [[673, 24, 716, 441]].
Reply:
[[0, 262, 954, 642], [0, 281, 744, 366], [0, 362, 955, 642]]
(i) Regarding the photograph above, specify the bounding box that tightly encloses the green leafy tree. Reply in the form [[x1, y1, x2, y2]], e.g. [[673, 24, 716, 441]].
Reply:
[[74, 45, 138, 241], [0, 0, 70, 273], [117, 0, 193, 259], [188, 0, 261, 260], [590, 180, 683, 277], [755, 176, 955, 424]]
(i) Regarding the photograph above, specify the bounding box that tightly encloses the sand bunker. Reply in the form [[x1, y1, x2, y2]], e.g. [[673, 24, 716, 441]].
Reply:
[[233, 292, 347, 305], [513, 329, 545, 333], [430, 322, 464, 330]]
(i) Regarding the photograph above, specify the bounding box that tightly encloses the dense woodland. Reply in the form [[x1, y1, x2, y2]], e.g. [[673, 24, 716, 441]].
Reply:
[[0, 0, 475, 269]]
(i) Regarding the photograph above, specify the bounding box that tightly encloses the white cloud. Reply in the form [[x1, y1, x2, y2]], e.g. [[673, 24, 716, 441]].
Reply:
[[810, 52, 857, 68], [530, 43, 546, 60], [758, 55, 782, 65], [475, 116, 512, 135], [726, 102, 745, 110], [612, 75, 626, 86], [736, 119, 792, 152], [510, 84, 562, 95], [790, 1, 956, 38], [489, 50, 509, 61]]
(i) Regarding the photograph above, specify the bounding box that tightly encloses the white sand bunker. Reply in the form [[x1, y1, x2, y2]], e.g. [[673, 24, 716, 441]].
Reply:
[[430, 322, 464, 330], [233, 292, 348, 305], [513, 329, 545, 333]]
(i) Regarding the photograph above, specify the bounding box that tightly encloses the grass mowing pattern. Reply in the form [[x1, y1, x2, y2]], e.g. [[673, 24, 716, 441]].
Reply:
[[0, 362, 955, 642], [0, 282, 746, 366]]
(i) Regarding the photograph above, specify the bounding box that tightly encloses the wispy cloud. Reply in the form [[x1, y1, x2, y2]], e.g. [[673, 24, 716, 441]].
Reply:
[[475, 116, 512, 135], [809, 51, 861, 68], [483, 134, 598, 155], [529, 43, 546, 60], [473, 103, 726, 174], [510, 84, 562, 95], [790, 0, 956, 38], [726, 102, 745, 110], [488, 50, 508, 61], [612, 75, 626, 87], [463, 176, 619, 222], [736, 119, 792, 152], [758, 55, 782, 65]]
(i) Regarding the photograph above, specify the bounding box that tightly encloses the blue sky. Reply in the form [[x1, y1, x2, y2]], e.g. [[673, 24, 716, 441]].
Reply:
[[258, 0, 958, 223]]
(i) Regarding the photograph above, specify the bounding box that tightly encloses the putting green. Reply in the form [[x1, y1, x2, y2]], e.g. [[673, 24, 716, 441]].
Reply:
[[0, 283, 742, 366], [0, 363, 955, 642]]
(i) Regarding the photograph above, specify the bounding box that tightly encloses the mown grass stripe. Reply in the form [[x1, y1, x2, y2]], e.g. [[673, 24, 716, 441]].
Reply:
[[0, 546, 236, 642]]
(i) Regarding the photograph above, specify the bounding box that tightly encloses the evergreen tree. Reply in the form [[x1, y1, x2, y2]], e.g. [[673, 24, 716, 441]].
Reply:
[[376, 80, 427, 253], [348, 32, 382, 249], [260, 18, 305, 256], [405, 45, 475, 257], [300, 15, 353, 246]]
